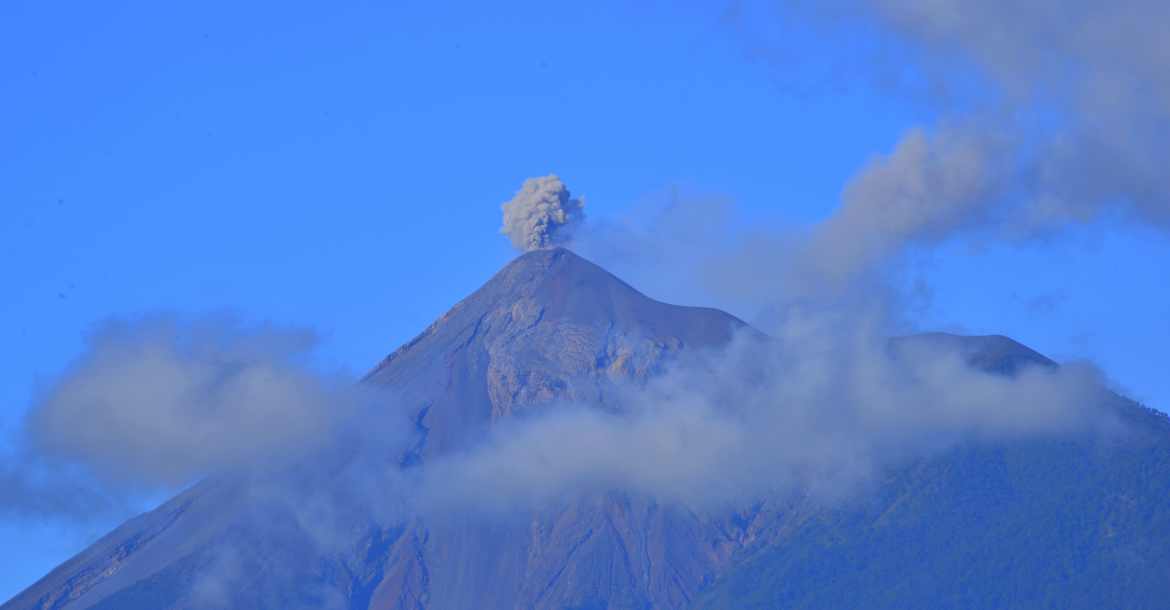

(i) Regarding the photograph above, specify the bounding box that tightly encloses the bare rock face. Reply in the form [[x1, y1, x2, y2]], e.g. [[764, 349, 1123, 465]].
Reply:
[[363, 247, 744, 455], [352, 248, 751, 610]]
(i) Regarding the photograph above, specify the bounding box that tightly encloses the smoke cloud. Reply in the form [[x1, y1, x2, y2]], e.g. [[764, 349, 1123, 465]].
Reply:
[[576, 1, 1170, 318], [500, 175, 585, 252], [772, 0, 1170, 286], [803, 124, 1006, 290]]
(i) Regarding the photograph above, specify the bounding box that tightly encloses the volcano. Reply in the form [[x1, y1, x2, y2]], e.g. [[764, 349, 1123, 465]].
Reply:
[[6, 248, 1170, 610]]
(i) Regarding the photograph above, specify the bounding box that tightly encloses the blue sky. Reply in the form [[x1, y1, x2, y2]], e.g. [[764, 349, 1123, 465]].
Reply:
[[2, 0, 1168, 599]]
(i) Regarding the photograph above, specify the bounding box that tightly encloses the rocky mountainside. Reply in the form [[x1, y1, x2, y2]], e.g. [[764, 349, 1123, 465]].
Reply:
[[5, 248, 1170, 610]]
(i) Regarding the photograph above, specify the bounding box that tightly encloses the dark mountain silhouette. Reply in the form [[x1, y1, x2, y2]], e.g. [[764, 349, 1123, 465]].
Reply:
[[5, 248, 1170, 610]]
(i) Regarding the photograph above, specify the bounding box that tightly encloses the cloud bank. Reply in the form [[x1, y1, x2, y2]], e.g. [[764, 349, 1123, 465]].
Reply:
[[420, 318, 1115, 513], [500, 175, 585, 252], [25, 317, 357, 488], [4, 294, 1120, 525], [1, 316, 397, 523]]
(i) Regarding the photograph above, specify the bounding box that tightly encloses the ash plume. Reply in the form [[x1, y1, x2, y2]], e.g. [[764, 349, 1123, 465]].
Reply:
[[500, 175, 585, 251]]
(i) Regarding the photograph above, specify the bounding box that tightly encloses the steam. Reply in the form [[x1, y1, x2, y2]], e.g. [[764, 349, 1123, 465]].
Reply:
[[500, 174, 585, 251]]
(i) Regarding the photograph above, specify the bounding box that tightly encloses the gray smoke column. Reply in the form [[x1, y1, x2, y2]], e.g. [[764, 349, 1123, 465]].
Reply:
[[500, 175, 585, 251]]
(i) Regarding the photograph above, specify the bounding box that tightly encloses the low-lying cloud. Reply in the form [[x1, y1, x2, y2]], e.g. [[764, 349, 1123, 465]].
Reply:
[[421, 319, 1115, 513], [1, 316, 393, 524], [25, 317, 356, 488], [5, 295, 1120, 525]]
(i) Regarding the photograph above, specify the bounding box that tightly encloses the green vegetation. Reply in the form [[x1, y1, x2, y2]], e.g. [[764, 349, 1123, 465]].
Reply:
[[693, 404, 1170, 610]]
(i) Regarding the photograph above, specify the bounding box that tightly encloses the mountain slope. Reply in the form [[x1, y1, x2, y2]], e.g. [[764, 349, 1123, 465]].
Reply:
[[693, 404, 1170, 609], [362, 246, 746, 456], [690, 337, 1170, 609], [4, 248, 750, 610], [5, 248, 1170, 610]]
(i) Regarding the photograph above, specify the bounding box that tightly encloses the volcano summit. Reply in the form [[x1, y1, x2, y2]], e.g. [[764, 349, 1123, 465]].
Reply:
[[6, 248, 1170, 610]]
